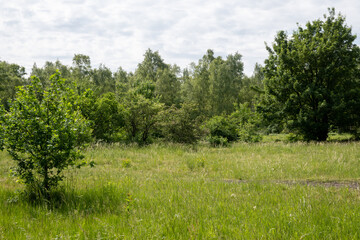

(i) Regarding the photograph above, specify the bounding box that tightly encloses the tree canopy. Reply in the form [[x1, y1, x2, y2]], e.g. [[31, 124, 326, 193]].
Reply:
[[1, 71, 91, 193], [262, 8, 360, 141]]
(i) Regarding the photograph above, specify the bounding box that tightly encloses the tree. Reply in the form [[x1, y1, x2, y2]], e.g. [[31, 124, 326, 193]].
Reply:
[[158, 103, 202, 144], [80, 91, 124, 142], [183, 50, 244, 117], [31, 60, 71, 87], [123, 91, 163, 144], [155, 66, 181, 107], [134, 49, 168, 83], [230, 103, 262, 142], [91, 64, 115, 96], [0, 61, 26, 110], [208, 53, 244, 115], [1, 71, 91, 194], [205, 115, 238, 146], [262, 8, 360, 141], [183, 50, 215, 117], [129, 49, 170, 100], [238, 63, 264, 106], [115, 67, 131, 100], [72, 54, 92, 76], [71, 54, 93, 93], [0, 105, 5, 151]]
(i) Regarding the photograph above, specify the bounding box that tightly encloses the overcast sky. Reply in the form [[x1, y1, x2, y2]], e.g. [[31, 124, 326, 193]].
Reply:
[[1, 0, 360, 76]]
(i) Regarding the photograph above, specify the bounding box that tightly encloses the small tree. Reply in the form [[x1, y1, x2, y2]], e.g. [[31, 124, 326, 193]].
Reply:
[[2, 71, 91, 194], [230, 103, 262, 143], [205, 115, 238, 146], [80, 91, 125, 142], [158, 103, 202, 144], [123, 91, 163, 144]]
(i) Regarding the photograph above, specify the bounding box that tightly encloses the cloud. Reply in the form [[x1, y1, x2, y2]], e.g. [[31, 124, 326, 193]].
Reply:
[[1, 0, 360, 76]]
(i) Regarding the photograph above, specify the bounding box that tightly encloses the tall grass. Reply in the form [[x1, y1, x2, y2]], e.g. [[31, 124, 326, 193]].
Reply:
[[0, 140, 360, 239]]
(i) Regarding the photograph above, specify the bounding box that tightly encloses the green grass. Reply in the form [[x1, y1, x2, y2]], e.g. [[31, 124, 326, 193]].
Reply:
[[1, 140, 360, 239]]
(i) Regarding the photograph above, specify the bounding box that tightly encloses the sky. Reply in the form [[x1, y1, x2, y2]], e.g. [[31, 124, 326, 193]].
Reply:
[[1, 0, 360, 76]]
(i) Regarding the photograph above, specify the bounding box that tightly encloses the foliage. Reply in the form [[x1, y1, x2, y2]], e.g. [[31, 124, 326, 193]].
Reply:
[[31, 56, 116, 98], [182, 50, 244, 118], [1, 71, 91, 193], [94, 92, 124, 142], [262, 8, 360, 141], [158, 103, 202, 144], [114, 67, 131, 100], [91, 64, 115, 96], [0, 61, 26, 110], [80, 91, 124, 142], [70, 54, 93, 93], [31, 60, 71, 87], [183, 50, 214, 117], [208, 52, 244, 115], [238, 63, 264, 106], [134, 49, 168, 83], [0, 105, 5, 151], [123, 91, 164, 144], [134, 80, 157, 99], [205, 115, 238, 146], [230, 103, 262, 142], [155, 66, 182, 107]]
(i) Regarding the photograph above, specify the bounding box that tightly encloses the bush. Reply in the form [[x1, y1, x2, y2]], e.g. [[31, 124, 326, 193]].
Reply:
[[158, 103, 202, 144], [123, 92, 163, 145], [1, 71, 91, 196], [230, 103, 262, 143], [207, 135, 229, 147], [237, 122, 262, 143], [205, 115, 238, 146], [79, 91, 125, 142]]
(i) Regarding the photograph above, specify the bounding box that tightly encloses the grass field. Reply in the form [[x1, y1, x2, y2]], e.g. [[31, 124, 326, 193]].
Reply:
[[1, 138, 360, 239]]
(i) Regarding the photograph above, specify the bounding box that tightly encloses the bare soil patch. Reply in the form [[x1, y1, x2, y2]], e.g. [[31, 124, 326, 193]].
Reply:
[[223, 179, 360, 189]]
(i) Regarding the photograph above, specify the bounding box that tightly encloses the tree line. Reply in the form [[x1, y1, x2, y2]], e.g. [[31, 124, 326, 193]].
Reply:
[[1, 8, 360, 195], [1, 8, 360, 147], [0, 49, 266, 145]]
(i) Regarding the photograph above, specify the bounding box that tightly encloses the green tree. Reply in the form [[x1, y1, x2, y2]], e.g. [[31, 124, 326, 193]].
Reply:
[[155, 66, 181, 107], [230, 103, 262, 142], [130, 49, 170, 100], [91, 64, 115, 96], [134, 49, 168, 83], [239, 63, 264, 106], [123, 91, 163, 144], [88, 92, 125, 142], [205, 115, 238, 146], [209, 53, 244, 115], [158, 103, 201, 144], [0, 105, 5, 150], [1, 71, 91, 194], [183, 50, 244, 117], [71, 54, 93, 93], [115, 67, 131, 100], [262, 8, 360, 141], [0, 61, 26, 110], [31, 60, 71, 87], [183, 50, 215, 117]]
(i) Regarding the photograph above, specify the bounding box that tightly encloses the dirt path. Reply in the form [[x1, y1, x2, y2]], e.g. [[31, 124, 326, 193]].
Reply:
[[222, 179, 360, 189]]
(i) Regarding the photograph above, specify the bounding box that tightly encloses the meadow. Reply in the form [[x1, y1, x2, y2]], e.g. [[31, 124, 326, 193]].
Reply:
[[1, 137, 360, 239]]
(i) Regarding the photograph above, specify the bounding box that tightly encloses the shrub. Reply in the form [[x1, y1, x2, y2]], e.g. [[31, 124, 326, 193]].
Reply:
[[230, 103, 262, 143], [158, 103, 202, 144], [205, 115, 238, 146], [1, 71, 91, 196], [123, 92, 163, 145]]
